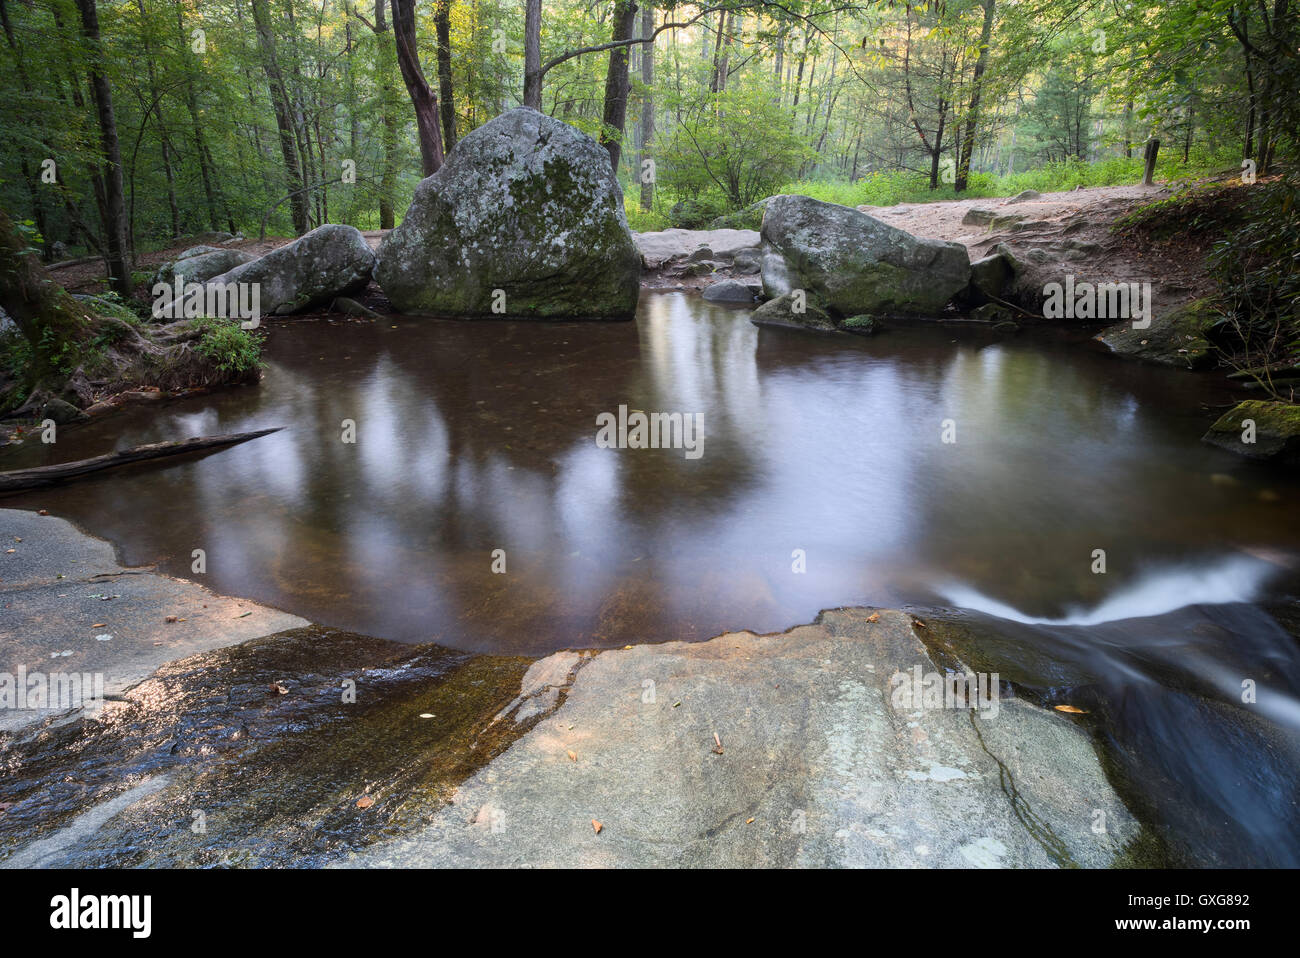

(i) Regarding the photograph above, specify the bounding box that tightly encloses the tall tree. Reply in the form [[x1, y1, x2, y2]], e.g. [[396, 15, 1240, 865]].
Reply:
[[639, 3, 655, 211], [435, 0, 457, 150], [250, 0, 311, 234], [524, 0, 542, 109], [390, 0, 445, 175], [73, 0, 132, 295], [955, 0, 995, 192], [599, 0, 640, 172]]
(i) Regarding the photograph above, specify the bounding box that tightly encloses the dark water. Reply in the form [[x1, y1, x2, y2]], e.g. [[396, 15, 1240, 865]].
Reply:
[[5, 290, 1300, 865], [5, 291, 1300, 653]]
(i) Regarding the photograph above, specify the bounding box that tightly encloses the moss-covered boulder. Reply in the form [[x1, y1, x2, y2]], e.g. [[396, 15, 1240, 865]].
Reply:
[[375, 107, 641, 320], [204, 224, 374, 316], [759, 194, 970, 317], [1096, 297, 1218, 370], [1202, 400, 1300, 463]]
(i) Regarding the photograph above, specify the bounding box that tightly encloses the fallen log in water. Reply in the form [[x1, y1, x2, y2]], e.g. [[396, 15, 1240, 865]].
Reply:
[[0, 427, 281, 493]]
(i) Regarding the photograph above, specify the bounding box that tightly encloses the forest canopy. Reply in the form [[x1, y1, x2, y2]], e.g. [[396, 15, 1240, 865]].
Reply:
[[1, 0, 1295, 264]]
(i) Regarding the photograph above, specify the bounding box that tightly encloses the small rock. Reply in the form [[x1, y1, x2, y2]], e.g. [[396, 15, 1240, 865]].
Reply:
[[702, 279, 758, 304], [1005, 189, 1041, 204]]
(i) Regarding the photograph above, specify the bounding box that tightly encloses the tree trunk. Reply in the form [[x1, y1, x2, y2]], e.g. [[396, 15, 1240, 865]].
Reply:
[[0, 429, 282, 493], [1142, 138, 1159, 185], [435, 0, 457, 150], [74, 0, 132, 296], [599, 0, 639, 173], [250, 0, 310, 234], [955, 0, 995, 193], [390, 0, 445, 175], [180, 7, 222, 232], [524, 0, 542, 109], [370, 0, 398, 229], [638, 3, 655, 211]]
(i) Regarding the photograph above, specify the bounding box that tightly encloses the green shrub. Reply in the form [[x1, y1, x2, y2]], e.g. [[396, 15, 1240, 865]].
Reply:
[[1207, 179, 1300, 373], [623, 197, 671, 232], [193, 318, 264, 375]]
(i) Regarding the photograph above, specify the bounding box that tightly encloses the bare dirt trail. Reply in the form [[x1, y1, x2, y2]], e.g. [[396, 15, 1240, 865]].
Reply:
[[859, 184, 1217, 311]]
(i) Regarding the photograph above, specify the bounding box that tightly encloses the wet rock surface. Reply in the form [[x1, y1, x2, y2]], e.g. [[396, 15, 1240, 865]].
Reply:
[[345, 609, 1137, 868], [0, 625, 539, 867], [0, 509, 306, 733]]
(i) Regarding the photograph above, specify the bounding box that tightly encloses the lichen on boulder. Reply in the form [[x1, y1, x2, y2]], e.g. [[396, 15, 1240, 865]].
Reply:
[[375, 107, 641, 320]]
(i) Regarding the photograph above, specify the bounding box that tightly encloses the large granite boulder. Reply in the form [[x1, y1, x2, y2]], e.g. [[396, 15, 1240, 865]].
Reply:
[[376, 107, 641, 319], [155, 247, 255, 288], [204, 224, 375, 315], [759, 195, 970, 318]]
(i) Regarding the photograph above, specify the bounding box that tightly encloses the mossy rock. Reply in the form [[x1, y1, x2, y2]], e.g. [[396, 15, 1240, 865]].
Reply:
[[1096, 297, 1219, 370], [375, 108, 640, 319], [1202, 399, 1300, 464], [842, 314, 881, 335]]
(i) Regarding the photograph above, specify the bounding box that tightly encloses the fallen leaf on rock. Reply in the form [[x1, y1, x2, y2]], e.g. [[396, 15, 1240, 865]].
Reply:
[[746, 818, 755, 824], [567, 750, 577, 762], [592, 819, 603, 834], [356, 795, 374, 809], [92, 623, 106, 629], [1054, 705, 1087, 714], [866, 612, 880, 623], [236, 611, 252, 618]]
